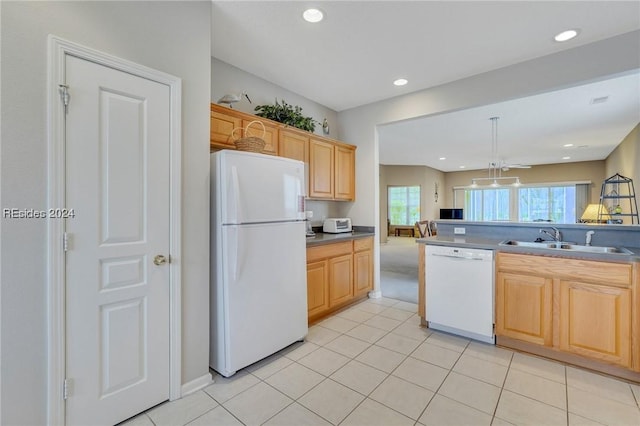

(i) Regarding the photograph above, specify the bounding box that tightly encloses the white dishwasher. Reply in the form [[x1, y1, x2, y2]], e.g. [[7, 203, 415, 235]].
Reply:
[[425, 245, 495, 344]]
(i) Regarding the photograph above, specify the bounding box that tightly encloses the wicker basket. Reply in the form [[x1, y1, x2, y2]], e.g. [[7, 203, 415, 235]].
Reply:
[[231, 120, 266, 152]]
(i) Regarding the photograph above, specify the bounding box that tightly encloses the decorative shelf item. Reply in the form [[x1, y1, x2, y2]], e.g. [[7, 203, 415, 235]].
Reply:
[[598, 173, 638, 224]]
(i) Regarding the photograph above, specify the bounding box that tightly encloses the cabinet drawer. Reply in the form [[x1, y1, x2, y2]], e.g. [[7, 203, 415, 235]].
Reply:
[[497, 253, 632, 288], [307, 241, 353, 262], [353, 237, 373, 252]]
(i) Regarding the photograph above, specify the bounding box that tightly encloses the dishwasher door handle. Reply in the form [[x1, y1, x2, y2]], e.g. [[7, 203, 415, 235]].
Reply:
[[430, 253, 486, 261]]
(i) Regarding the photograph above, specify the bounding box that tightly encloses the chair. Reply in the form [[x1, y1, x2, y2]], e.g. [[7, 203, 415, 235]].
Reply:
[[415, 220, 430, 238]]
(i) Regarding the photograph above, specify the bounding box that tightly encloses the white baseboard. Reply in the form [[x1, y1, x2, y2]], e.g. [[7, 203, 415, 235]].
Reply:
[[368, 290, 382, 299], [180, 372, 214, 397]]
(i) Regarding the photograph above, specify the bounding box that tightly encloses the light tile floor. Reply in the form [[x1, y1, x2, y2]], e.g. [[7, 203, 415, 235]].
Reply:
[[124, 297, 640, 426]]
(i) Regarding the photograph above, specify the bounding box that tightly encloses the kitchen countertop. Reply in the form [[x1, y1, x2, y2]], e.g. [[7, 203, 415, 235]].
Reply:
[[306, 231, 375, 247], [417, 236, 640, 262]]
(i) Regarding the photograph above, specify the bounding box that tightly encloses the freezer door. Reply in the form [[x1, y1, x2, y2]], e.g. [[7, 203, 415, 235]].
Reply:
[[213, 221, 308, 375], [214, 150, 305, 224]]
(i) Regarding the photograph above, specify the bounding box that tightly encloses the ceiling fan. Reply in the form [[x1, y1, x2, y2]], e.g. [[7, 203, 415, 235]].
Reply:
[[499, 161, 531, 171]]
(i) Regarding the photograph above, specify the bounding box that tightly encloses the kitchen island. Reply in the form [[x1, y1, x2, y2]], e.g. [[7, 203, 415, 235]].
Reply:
[[419, 221, 640, 383]]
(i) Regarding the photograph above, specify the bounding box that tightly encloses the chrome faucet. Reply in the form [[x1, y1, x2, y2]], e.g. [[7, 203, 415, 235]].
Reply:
[[539, 227, 562, 242], [585, 230, 595, 246]]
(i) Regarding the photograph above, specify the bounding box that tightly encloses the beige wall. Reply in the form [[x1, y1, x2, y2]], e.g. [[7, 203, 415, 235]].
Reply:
[[606, 123, 639, 187], [379, 165, 445, 243], [443, 160, 606, 207], [605, 123, 640, 223]]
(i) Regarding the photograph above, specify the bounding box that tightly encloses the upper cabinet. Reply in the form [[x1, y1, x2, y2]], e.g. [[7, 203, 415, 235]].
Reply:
[[335, 145, 356, 201], [279, 129, 308, 163], [210, 107, 241, 149], [309, 138, 334, 199], [211, 103, 356, 201]]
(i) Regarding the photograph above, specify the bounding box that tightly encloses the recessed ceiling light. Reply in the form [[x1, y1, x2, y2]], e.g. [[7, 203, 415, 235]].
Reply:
[[459, 165, 466, 169], [393, 78, 408, 86], [563, 143, 574, 147], [439, 157, 446, 160], [562, 156, 571, 160], [554, 29, 579, 42], [302, 8, 324, 23]]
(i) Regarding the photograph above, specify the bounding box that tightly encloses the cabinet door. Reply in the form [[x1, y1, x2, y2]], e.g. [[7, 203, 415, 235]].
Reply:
[[210, 110, 241, 150], [242, 119, 278, 155], [309, 138, 334, 199], [496, 271, 552, 346], [559, 280, 631, 367], [354, 250, 372, 297], [307, 260, 329, 319], [279, 129, 308, 163], [329, 254, 353, 307], [335, 145, 355, 201]]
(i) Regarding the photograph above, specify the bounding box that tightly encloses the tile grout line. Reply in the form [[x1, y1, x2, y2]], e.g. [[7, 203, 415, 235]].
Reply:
[[489, 349, 514, 425], [412, 337, 471, 423]]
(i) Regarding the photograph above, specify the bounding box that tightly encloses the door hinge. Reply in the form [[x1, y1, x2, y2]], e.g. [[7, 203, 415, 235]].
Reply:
[[63, 378, 74, 399], [63, 232, 71, 251], [58, 84, 70, 113]]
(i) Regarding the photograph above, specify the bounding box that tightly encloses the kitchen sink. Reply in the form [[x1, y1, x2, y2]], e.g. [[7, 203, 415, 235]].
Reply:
[[499, 240, 556, 248], [554, 244, 633, 254], [499, 240, 633, 255]]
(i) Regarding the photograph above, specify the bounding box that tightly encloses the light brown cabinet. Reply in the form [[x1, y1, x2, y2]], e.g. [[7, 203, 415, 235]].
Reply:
[[496, 252, 638, 373], [309, 138, 335, 199], [279, 129, 308, 163], [559, 280, 631, 367], [306, 237, 374, 323], [353, 238, 373, 297], [306, 260, 329, 318], [335, 145, 356, 201], [210, 104, 355, 201], [210, 107, 241, 149], [496, 271, 552, 346], [329, 254, 353, 307]]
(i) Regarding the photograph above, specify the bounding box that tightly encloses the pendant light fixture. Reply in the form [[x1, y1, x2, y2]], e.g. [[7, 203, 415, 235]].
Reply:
[[470, 117, 521, 188]]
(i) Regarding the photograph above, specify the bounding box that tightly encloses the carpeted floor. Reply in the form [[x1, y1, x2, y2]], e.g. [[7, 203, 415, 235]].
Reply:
[[379, 236, 419, 304]]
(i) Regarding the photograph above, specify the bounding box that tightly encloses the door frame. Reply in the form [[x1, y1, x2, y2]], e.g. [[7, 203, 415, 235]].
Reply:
[[46, 35, 182, 425]]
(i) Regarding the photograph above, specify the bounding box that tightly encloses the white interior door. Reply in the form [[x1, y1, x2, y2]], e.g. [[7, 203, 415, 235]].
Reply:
[[64, 54, 171, 426]]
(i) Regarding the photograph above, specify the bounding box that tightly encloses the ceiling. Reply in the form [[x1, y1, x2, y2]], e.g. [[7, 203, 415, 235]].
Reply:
[[212, 1, 640, 171]]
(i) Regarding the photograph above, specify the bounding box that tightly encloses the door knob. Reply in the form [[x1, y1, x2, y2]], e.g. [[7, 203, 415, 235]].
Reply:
[[153, 255, 168, 266]]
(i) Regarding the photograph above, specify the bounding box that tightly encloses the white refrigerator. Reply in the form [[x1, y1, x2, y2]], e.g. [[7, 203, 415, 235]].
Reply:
[[210, 150, 308, 377]]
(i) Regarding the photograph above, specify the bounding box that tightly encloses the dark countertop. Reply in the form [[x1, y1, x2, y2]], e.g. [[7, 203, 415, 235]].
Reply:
[[306, 231, 375, 247], [417, 236, 640, 262]]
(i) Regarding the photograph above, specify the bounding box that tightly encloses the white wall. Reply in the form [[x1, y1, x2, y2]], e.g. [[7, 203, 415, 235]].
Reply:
[[0, 2, 211, 424], [337, 31, 639, 293], [212, 57, 340, 139]]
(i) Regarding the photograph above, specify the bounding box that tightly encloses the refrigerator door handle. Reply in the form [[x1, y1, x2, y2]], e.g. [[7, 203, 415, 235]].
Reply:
[[230, 165, 240, 224], [229, 226, 238, 281]]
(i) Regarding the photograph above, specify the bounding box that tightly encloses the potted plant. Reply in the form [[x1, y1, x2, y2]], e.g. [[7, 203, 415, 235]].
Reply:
[[254, 98, 318, 132]]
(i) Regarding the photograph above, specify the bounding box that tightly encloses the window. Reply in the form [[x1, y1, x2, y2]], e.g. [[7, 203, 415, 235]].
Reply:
[[454, 182, 589, 223], [518, 185, 576, 223], [388, 186, 420, 225], [464, 188, 510, 221]]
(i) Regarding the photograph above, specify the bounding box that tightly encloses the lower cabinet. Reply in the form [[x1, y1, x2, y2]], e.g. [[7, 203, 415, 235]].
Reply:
[[496, 252, 637, 372], [306, 237, 373, 323], [329, 254, 353, 307], [306, 260, 329, 318], [496, 271, 552, 346], [558, 280, 631, 367]]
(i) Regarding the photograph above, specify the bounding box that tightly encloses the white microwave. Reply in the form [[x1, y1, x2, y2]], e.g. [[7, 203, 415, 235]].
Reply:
[[323, 218, 352, 233]]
